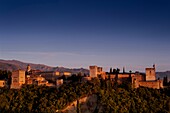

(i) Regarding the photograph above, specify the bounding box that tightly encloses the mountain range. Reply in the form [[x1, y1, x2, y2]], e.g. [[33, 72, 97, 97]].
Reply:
[[0, 59, 170, 80], [156, 71, 170, 81], [0, 59, 89, 74]]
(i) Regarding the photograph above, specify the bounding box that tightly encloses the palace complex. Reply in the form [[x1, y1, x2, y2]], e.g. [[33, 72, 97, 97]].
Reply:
[[9, 64, 163, 89], [89, 65, 163, 89]]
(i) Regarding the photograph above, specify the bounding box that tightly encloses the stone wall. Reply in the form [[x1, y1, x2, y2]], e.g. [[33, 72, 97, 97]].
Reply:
[[61, 95, 97, 113], [138, 80, 163, 89]]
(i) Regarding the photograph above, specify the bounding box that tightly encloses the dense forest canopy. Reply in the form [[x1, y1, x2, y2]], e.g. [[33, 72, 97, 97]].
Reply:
[[0, 78, 169, 113], [0, 70, 11, 80]]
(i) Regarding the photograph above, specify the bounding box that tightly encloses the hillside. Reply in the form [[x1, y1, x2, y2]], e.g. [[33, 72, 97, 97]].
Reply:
[[0, 59, 89, 74], [0, 79, 169, 112]]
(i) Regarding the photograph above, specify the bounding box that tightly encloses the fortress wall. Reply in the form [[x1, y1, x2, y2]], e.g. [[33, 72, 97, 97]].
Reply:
[[139, 81, 161, 89], [61, 95, 97, 113], [135, 75, 144, 81], [118, 74, 130, 78], [110, 74, 116, 79]]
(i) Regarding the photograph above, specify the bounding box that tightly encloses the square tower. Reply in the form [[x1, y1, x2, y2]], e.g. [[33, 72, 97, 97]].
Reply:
[[145, 65, 156, 81], [89, 66, 98, 78], [11, 70, 25, 89]]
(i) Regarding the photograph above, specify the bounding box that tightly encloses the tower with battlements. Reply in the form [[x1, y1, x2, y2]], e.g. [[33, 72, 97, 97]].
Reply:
[[145, 64, 156, 81]]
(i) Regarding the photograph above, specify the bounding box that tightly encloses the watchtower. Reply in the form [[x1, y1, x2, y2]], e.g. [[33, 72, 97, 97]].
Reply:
[[145, 64, 156, 81]]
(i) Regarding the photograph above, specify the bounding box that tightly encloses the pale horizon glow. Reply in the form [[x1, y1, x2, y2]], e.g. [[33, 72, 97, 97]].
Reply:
[[1, 51, 170, 72]]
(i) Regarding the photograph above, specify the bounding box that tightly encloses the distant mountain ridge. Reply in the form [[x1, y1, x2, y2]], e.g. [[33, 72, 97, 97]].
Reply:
[[156, 71, 170, 81], [0, 59, 89, 74], [0, 59, 170, 79]]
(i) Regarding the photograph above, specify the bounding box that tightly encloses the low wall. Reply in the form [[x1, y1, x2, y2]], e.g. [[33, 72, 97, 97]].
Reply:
[[139, 80, 163, 89]]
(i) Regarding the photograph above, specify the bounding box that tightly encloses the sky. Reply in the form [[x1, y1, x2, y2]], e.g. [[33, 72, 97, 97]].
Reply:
[[0, 0, 170, 72]]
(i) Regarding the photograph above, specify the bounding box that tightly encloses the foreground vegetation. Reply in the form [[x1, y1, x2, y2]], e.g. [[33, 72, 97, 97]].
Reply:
[[0, 78, 169, 113]]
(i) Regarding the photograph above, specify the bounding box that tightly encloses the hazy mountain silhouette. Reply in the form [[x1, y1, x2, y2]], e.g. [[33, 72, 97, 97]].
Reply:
[[156, 71, 170, 81], [0, 59, 169, 79], [0, 59, 89, 74]]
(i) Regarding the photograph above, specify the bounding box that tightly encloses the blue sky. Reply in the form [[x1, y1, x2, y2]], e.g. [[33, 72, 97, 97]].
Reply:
[[0, 0, 170, 72]]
